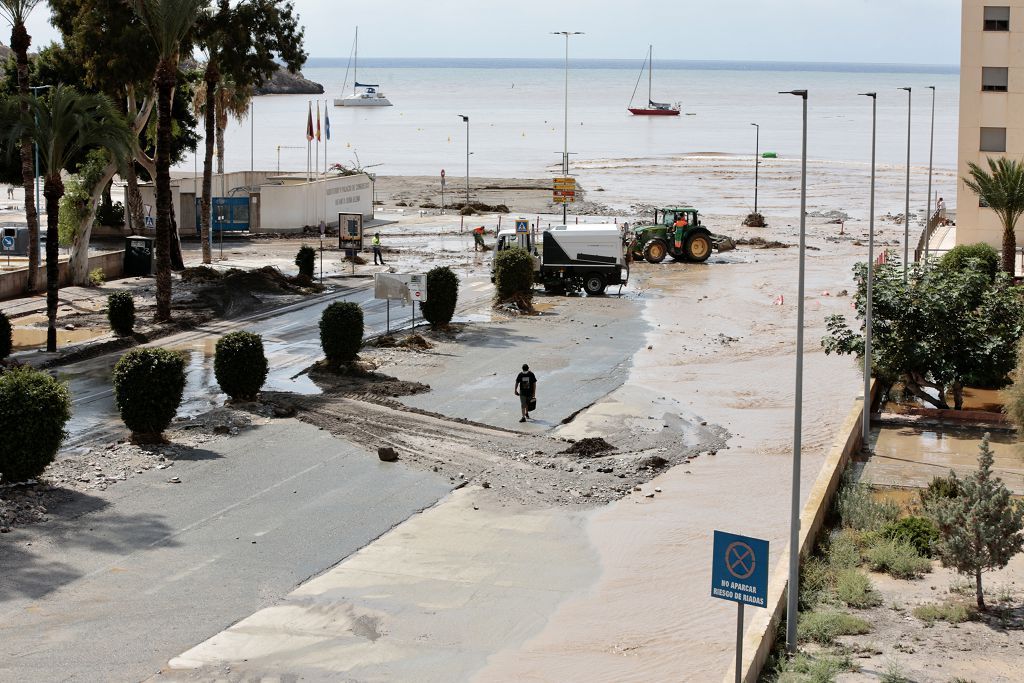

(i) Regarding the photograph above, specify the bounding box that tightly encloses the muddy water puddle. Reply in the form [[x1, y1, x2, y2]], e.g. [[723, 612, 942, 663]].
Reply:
[[858, 426, 1024, 493], [12, 313, 109, 350]]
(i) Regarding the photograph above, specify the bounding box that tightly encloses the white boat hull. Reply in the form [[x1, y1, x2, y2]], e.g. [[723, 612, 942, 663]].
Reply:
[[334, 96, 392, 107]]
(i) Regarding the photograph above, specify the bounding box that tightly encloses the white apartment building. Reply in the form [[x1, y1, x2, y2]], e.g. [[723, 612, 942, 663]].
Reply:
[[956, 2, 1024, 248]]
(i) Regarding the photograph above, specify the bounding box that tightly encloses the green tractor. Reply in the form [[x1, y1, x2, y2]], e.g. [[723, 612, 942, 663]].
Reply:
[[629, 207, 733, 264]]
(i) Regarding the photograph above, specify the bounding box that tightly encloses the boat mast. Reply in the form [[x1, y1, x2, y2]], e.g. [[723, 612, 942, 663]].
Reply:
[[353, 26, 359, 94], [648, 45, 652, 104]]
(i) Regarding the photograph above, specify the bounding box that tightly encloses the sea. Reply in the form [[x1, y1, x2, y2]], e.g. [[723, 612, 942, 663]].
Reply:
[[211, 58, 960, 217]]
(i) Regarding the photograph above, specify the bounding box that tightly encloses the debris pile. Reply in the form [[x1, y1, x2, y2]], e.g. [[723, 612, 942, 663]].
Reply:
[[559, 437, 615, 457]]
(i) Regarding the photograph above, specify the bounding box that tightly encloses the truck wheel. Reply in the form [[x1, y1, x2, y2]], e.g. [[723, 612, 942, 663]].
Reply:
[[685, 233, 712, 262], [643, 240, 667, 264], [583, 273, 606, 296]]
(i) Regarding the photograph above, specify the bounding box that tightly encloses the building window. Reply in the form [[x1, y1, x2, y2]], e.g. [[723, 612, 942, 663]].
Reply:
[[984, 6, 1010, 30], [981, 127, 1007, 152], [982, 67, 1009, 92]]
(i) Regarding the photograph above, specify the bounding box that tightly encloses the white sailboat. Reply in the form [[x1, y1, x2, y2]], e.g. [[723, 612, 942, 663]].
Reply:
[[334, 27, 392, 107]]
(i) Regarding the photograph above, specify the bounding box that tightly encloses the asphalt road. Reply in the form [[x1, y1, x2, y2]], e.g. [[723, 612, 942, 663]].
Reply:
[[0, 420, 454, 682]]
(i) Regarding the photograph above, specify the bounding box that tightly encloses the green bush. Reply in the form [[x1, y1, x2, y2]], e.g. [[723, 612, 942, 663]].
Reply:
[[835, 568, 881, 608], [112, 348, 187, 443], [776, 652, 854, 683], [295, 245, 316, 280], [882, 516, 939, 558], [97, 199, 125, 228], [419, 266, 460, 328], [865, 538, 933, 579], [912, 600, 975, 625], [0, 367, 72, 483], [920, 475, 962, 506], [214, 331, 268, 401], [107, 291, 135, 336], [319, 301, 364, 364], [797, 610, 871, 645], [493, 246, 534, 303], [835, 479, 900, 532], [0, 311, 11, 360], [800, 556, 835, 610], [938, 242, 1000, 281], [827, 528, 865, 570], [88, 268, 106, 286]]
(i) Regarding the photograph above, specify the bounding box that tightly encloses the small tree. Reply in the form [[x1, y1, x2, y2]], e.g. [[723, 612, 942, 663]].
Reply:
[[493, 246, 533, 307], [107, 291, 136, 336], [295, 245, 315, 280], [112, 347, 186, 443], [938, 243, 1000, 281], [214, 330, 268, 400], [926, 436, 1024, 609], [0, 366, 72, 482], [962, 157, 1024, 274], [420, 266, 459, 328], [0, 310, 11, 360], [319, 301, 363, 365]]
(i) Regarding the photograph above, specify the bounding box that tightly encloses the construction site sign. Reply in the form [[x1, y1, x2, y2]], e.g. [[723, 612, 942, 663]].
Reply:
[[553, 177, 576, 204], [374, 273, 428, 303]]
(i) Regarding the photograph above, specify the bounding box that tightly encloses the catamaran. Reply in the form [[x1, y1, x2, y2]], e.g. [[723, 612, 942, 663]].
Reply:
[[628, 45, 679, 116], [334, 27, 392, 107]]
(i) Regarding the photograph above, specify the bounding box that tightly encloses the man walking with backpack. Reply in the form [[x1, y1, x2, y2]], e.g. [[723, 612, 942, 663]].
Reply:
[[514, 363, 537, 423]]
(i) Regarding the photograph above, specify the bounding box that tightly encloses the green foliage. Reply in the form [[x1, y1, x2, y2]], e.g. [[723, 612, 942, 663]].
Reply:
[[775, 651, 854, 683], [827, 528, 865, 570], [97, 199, 125, 227], [112, 348, 186, 442], [823, 257, 1024, 408], [939, 243, 1000, 281], [797, 610, 871, 645], [88, 268, 106, 286], [882, 516, 939, 558], [294, 245, 315, 279], [835, 569, 881, 608], [1004, 340, 1024, 431], [214, 331, 268, 401], [880, 660, 910, 683], [864, 538, 933, 579], [834, 478, 900, 532], [493, 246, 534, 302], [319, 301, 364, 365], [0, 366, 72, 483], [420, 266, 460, 328], [0, 311, 11, 360], [107, 291, 136, 336], [912, 600, 975, 625], [920, 475, 962, 506], [925, 435, 1024, 609], [962, 157, 1024, 273]]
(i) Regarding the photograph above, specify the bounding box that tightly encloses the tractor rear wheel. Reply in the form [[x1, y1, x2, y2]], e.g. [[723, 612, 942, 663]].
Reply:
[[684, 233, 712, 262], [643, 240, 667, 264], [583, 273, 606, 296]]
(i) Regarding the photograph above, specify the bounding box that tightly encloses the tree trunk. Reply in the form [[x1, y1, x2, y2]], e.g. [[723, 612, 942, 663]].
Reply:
[[170, 203, 184, 270], [43, 176, 64, 352], [1002, 221, 1017, 275], [904, 373, 950, 410], [154, 61, 175, 322], [216, 96, 225, 176], [126, 163, 145, 235], [952, 382, 965, 411], [976, 568, 986, 611], [200, 65, 217, 264], [12, 23, 39, 295], [69, 162, 118, 286]]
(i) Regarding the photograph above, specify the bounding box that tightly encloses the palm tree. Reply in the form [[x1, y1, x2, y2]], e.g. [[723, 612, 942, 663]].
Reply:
[[132, 0, 207, 321], [963, 157, 1024, 274], [1, 87, 133, 351], [0, 0, 41, 294], [191, 62, 218, 264], [215, 77, 252, 175]]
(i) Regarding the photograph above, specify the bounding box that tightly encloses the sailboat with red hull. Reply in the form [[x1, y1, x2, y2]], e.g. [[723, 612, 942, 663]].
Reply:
[[628, 45, 680, 116]]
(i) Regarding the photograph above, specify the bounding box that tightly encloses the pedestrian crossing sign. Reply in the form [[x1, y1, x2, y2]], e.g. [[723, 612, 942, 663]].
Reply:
[[515, 219, 529, 233]]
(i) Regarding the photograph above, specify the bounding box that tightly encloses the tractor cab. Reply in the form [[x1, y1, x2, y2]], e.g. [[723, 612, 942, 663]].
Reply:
[[657, 207, 700, 229]]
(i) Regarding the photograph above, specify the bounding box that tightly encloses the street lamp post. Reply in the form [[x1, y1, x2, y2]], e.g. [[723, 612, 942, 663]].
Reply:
[[925, 85, 936, 265], [899, 86, 911, 281], [276, 145, 303, 174], [458, 115, 470, 208], [859, 92, 877, 448], [751, 123, 760, 215], [552, 31, 583, 225], [779, 88, 808, 656]]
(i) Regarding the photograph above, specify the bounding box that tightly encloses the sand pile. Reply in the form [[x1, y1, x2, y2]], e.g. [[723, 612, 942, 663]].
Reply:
[[559, 437, 615, 457]]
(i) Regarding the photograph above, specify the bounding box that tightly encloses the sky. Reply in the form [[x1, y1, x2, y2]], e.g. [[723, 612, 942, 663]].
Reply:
[[20, 0, 961, 65]]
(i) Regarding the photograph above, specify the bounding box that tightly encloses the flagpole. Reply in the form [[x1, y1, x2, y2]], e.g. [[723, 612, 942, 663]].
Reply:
[[324, 100, 329, 176], [316, 100, 321, 181]]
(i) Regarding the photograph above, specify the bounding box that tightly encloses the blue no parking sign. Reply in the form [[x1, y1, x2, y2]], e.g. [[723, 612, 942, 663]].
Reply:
[[711, 530, 769, 608]]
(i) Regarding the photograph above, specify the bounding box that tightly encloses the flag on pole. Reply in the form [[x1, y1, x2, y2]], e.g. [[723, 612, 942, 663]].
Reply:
[[306, 102, 314, 142], [316, 101, 321, 142], [325, 106, 331, 141]]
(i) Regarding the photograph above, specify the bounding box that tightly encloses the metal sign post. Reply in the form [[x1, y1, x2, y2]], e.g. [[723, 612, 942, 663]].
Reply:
[[374, 273, 428, 334], [711, 530, 769, 683], [441, 169, 446, 214]]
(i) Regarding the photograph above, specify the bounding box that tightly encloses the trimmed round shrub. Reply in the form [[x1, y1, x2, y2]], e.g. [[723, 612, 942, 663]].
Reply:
[[0, 311, 11, 360], [295, 245, 316, 280], [107, 291, 136, 337], [0, 366, 72, 483], [493, 246, 534, 302], [938, 243, 999, 281], [319, 301, 364, 364], [420, 266, 460, 328], [214, 331, 268, 401], [112, 348, 187, 443]]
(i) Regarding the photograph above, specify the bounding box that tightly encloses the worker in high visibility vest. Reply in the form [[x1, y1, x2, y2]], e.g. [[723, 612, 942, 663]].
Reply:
[[473, 226, 486, 251], [372, 233, 385, 265], [673, 214, 688, 249]]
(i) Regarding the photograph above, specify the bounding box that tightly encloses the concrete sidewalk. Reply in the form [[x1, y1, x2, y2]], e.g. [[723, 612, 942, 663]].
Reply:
[[0, 420, 454, 682]]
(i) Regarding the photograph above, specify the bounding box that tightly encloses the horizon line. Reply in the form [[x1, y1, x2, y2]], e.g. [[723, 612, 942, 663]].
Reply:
[[305, 56, 959, 70]]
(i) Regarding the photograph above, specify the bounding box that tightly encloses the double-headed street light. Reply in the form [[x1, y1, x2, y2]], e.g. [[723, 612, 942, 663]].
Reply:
[[751, 123, 760, 215], [778, 87, 808, 656], [552, 31, 583, 225], [458, 115, 470, 208], [899, 86, 911, 281], [859, 92, 877, 448]]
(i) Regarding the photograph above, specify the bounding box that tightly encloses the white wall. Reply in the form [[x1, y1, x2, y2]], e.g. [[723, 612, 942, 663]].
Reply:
[[258, 173, 373, 233]]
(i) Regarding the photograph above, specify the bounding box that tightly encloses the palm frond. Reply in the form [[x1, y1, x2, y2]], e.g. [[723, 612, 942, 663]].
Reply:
[[132, 0, 208, 60], [0, 0, 41, 27]]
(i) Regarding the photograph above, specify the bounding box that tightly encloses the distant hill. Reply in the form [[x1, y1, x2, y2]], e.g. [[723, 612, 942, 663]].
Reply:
[[255, 67, 324, 95]]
